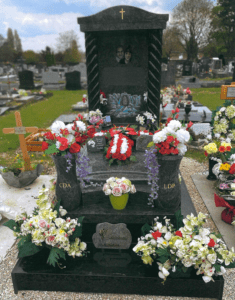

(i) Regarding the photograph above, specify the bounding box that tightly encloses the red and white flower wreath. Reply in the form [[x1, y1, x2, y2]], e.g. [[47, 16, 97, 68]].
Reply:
[[106, 133, 134, 161]]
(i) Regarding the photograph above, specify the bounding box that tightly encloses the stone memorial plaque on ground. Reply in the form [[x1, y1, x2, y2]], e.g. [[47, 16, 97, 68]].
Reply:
[[54, 114, 77, 124], [87, 136, 106, 152], [136, 135, 152, 151], [16, 96, 35, 102], [92, 222, 132, 249]]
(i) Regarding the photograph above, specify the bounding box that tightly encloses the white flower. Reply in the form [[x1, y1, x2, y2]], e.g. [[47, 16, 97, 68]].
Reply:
[[104, 189, 112, 195], [80, 242, 87, 251], [130, 184, 136, 193], [176, 129, 190, 143], [167, 120, 182, 131], [153, 131, 167, 143], [177, 143, 187, 155], [202, 276, 212, 283], [214, 133, 221, 138], [217, 266, 226, 275], [75, 121, 86, 132], [59, 207, 67, 216], [65, 124, 75, 134], [51, 121, 65, 135], [206, 134, 212, 140], [164, 232, 172, 241]]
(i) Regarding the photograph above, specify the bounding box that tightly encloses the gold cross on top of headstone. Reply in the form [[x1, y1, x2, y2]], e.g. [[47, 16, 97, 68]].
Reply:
[[119, 8, 125, 20], [2, 111, 38, 171]]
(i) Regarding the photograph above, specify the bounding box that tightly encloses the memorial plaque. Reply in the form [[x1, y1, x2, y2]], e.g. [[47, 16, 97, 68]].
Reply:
[[14, 127, 26, 134], [220, 84, 235, 100], [227, 87, 235, 98], [87, 136, 106, 152], [92, 222, 132, 249], [136, 135, 153, 151]]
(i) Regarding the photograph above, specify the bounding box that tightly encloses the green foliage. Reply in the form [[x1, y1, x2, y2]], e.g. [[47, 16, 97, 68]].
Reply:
[[69, 216, 84, 242], [141, 223, 151, 236], [47, 247, 66, 267], [108, 158, 114, 166], [3, 219, 20, 232], [18, 242, 41, 258], [54, 198, 61, 216], [173, 210, 184, 230], [18, 235, 31, 248], [23, 50, 40, 64], [45, 144, 59, 155], [130, 155, 137, 162], [156, 247, 170, 264]]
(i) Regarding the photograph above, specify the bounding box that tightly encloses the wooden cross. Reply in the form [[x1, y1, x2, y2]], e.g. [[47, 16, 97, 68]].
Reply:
[[119, 8, 125, 20], [2, 111, 38, 171]]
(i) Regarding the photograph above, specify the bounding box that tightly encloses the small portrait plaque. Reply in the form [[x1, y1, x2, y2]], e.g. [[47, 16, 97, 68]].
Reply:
[[87, 136, 106, 152], [14, 127, 26, 134]]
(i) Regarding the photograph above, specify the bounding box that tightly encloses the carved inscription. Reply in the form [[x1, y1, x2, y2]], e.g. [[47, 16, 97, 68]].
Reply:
[[164, 183, 175, 189], [59, 183, 71, 188]]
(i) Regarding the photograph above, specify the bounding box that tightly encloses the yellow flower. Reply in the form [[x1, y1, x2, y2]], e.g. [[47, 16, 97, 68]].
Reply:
[[220, 163, 231, 171], [60, 229, 65, 234], [204, 143, 218, 155], [43, 154, 46, 157], [31, 154, 34, 157]]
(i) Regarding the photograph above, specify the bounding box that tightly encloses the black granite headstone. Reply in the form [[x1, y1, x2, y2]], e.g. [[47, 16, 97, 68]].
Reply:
[[182, 61, 192, 76], [65, 71, 81, 90], [18, 70, 35, 90], [78, 6, 168, 125]]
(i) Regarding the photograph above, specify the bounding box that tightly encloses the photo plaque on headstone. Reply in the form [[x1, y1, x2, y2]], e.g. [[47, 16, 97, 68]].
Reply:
[[92, 222, 132, 249], [87, 136, 106, 152]]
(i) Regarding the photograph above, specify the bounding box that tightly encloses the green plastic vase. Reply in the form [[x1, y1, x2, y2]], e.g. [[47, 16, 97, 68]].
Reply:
[[109, 193, 129, 210]]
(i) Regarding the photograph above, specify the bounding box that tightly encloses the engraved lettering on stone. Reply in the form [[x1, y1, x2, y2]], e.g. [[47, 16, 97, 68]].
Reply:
[[59, 183, 71, 188], [164, 183, 175, 189]]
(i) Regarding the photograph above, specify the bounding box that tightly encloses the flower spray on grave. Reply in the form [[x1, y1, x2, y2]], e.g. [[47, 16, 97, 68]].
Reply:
[[133, 211, 235, 283], [145, 113, 193, 210], [136, 111, 158, 132], [42, 115, 92, 211], [103, 177, 136, 210], [104, 125, 138, 166], [3, 186, 87, 267]]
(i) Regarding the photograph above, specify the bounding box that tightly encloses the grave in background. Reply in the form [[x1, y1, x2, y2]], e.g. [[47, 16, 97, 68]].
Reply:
[[65, 71, 81, 90], [42, 71, 65, 90], [18, 70, 35, 90]]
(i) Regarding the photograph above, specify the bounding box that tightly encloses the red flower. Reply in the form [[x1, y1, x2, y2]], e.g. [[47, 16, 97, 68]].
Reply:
[[166, 135, 174, 143], [44, 131, 55, 140], [56, 137, 69, 151], [175, 231, 182, 237], [151, 231, 162, 240], [204, 151, 208, 157], [175, 108, 180, 113], [76, 114, 84, 120], [229, 164, 235, 174], [171, 110, 175, 114], [208, 239, 215, 247], [41, 141, 49, 151], [69, 142, 81, 153], [175, 114, 179, 119], [172, 148, 179, 155], [219, 146, 225, 153], [186, 121, 193, 130], [226, 146, 231, 152]]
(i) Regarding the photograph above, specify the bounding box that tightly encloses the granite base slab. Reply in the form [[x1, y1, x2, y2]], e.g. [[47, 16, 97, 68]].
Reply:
[[11, 246, 224, 299]]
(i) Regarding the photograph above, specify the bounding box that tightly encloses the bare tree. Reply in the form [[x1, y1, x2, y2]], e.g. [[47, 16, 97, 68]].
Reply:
[[162, 26, 185, 60], [14, 30, 23, 53], [171, 0, 213, 61], [56, 30, 80, 53]]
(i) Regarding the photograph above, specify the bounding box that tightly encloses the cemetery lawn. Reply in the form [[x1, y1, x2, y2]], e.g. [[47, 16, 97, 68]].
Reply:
[[191, 87, 223, 111], [0, 90, 86, 171]]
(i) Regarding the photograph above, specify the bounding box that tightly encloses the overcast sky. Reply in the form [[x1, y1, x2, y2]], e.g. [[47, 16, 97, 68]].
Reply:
[[0, 0, 216, 53]]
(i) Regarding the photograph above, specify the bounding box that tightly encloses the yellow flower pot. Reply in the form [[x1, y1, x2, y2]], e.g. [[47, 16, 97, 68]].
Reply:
[[109, 193, 129, 210]]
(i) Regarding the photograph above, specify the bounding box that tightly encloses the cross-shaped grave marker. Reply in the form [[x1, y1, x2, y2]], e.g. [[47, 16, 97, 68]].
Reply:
[[2, 111, 38, 171]]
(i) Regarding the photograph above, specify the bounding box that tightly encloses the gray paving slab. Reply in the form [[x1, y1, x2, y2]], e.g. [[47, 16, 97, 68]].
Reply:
[[192, 173, 235, 249]]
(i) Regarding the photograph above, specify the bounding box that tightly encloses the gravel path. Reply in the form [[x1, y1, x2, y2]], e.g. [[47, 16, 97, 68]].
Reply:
[[0, 157, 235, 300]]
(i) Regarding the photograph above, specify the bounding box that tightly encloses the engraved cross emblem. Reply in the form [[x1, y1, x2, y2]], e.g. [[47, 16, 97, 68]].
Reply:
[[119, 8, 125, 20]]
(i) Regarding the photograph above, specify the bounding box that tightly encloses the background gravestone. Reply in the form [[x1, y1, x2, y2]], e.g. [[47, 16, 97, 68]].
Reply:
[[161, 61, 176, 87], [65, 71, 81, 90], [78, 6, 168, 125], [18, 70, 35, 90], [182, 61, 193, 76]]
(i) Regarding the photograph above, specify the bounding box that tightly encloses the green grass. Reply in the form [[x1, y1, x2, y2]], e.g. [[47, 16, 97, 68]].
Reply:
[[0, 90, 86, 153], [191, 87, 223, 111], [185, 148, 207, 163], [199, 76, 233, 81]]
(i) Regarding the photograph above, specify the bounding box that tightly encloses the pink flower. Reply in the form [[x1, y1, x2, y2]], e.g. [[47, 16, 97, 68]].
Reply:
[[112, 186, 122, 197], [39, 220, 47, 228], [46, 236, 55, 244], [130, 184, 136, 193], [119, 183, 130, 193]]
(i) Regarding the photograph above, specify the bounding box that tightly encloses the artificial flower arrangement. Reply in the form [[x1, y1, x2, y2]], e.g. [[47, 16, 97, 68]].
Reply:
[[148, 119, 192, 156], [105, 126, 138, 165], [103, 177, 136, 210], [42, 114, 89, 155], [133, 211, 235, 283], [204, 141, 232, 159], [136, 111, 158, 132], [89, 109, 103, 125], [212, 100, 235, 141], [3, 187, 87, 266], [18, 89, 29, 96]]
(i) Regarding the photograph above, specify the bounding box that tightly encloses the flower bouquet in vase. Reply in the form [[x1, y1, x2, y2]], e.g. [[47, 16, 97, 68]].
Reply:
[[133, 211, 235, 283], [103, 177, 136, 210]]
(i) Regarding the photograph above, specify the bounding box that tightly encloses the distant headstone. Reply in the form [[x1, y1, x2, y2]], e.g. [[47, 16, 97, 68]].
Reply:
[[183, 61, 192, 76], [161, 62, 176, 87], [42, 71, 60, 85], [92, 222, 132, 249], [72, 63, 87, 80], [18, 70, 35, 90], [65, 71, 81, 90], [87, 136, 106, 152]]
